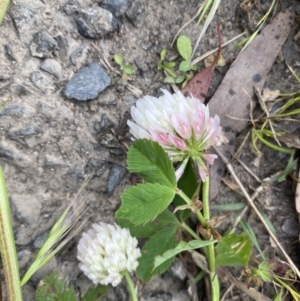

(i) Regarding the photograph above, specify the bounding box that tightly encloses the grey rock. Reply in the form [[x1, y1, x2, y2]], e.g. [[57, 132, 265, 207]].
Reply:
[[55, 35, 70, 61], [107, 164, 127, 194], [64, 63, 111, 101], [0, 146, 14, 159], [31, 257, 58, 285], [22, 284, 36, 301], [63, 0, 81, 15], [18, 249, 32, 269], [281, 218, 299, 237], [100, 0, 132, 17], [85, 158, 107, 176], [10, 0, 46, 45], [70, 41, 89, 66], [5, 44, 17, 61], [93, 113, 114, 134], [15, 85, 29, 96], [64, 163, 85, 188], [8, 125, 43, 145], [30, 71, 51, 93], [36, 101, 55, 116], [34, 231, 49, 249], [44, 155, 65, 167], [0, 103, 24, 118], [109, 147, 124, 156], [41, 59, 62, 78], [146, 292, 172, 301], [76, 7, 118, 39], [125, 0, 145, 26], [170, 259, 187, 281], [30, 30, 57, 58]]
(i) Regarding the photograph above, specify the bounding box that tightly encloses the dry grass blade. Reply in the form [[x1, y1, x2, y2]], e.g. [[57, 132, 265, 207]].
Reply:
[[171, 0, 208, 46], [20, 177, 92, 286], [214, 145, 300, 279]]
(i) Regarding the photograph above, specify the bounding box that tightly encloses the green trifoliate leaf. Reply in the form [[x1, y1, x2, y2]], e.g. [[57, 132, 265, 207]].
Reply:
[[154, 240, 216, 269], [114, 54, 123, 66], [36, 272, 76, 301], [116, 183, 175, 225], [179, 60, 192, 72], [137, 225, 177, 282], [116, 209, 179, 238], [177, 35, 192, 61], [82, 284, 108, 301], [127, 139, 176, 188], [123, 64, 135, 75], [215, 233, 252, 268]]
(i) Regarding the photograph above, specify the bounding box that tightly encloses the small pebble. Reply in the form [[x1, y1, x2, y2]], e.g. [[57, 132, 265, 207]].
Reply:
[[63, 63, 111, 101], [41, 59, 62, 79], [107, 164, 127, 194]]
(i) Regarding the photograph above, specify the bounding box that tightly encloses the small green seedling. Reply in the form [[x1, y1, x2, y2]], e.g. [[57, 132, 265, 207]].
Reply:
[[158, 36, 197, 87], [114, 54, 135, 80]]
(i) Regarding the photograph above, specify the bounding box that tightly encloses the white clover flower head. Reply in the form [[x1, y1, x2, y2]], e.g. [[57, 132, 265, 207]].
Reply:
[[77, 223, 141, 287], [127, 89, 222, 181]]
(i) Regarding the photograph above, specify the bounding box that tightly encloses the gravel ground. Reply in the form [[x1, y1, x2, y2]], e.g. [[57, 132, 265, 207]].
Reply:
[[0, 0, 300, 300]]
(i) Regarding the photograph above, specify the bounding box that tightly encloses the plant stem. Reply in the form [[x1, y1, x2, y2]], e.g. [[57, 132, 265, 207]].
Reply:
[[0, 167, 23, 301], [181, 222, 203, 241], [201, 176, 220, 301], [177, 189, 206, 225], [124, 272, 138, 301]]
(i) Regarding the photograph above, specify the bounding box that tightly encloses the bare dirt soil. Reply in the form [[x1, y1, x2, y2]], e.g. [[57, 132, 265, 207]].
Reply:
[[0, 0, 300, 300]]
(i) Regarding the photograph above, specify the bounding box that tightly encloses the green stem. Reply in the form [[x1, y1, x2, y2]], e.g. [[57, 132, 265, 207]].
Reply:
[[181, 222, 203, 241], [124, 272, 138, 301], [0, 167, 23, 301], [177, 189, 206, 225], [273, 275, 300, 300], [201, 177, 220, 301], [0, 0, 10, 24]]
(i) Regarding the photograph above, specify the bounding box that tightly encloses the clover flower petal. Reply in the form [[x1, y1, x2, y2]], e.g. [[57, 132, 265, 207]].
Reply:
[[128, 90, 222, 181], [77, 223, 141, 287]]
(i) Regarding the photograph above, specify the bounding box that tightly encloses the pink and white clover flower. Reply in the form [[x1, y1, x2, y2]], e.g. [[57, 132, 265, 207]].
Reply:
[[127, 89, 222, 181]]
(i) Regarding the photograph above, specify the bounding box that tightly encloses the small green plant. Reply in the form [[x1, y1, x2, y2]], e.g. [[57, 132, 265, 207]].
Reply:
[[114, 54, 135, 80], [158, 35, 197, 87]]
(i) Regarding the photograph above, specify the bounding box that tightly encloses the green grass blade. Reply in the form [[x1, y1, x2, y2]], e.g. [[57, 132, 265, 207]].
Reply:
[[0, 167, 23, 301]]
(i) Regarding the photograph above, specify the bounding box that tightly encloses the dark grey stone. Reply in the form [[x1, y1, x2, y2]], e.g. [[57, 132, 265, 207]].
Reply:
[[146, 292, 172, 301], [8, 125, 43, 141], [281, 218, 299, 237], [0, 103, 24, 118], [63, 0, 81, 15], [109, 148, 124, 156], [30, 71, 51, 93], [5, 44, 17, 61], [107, 164, 127, 194], [76, 7, 118, 39], [40, 59, 62, 79], [0, 147, 13, 159], [30, 30, 57, 58], [93, 114, 114, 134], [63, 63, 111, 101], [125, 0, 145, 26], [85, 158, 107, 176], [100, 0, 132, 17], [33, 232, 49, 249]]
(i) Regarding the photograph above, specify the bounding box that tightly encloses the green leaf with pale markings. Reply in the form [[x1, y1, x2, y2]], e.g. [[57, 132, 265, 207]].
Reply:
[[116, 183, 175, 225], [82, 284, 108, 301], [215, 233, 251, 268], [127, 139, 176, 188]]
